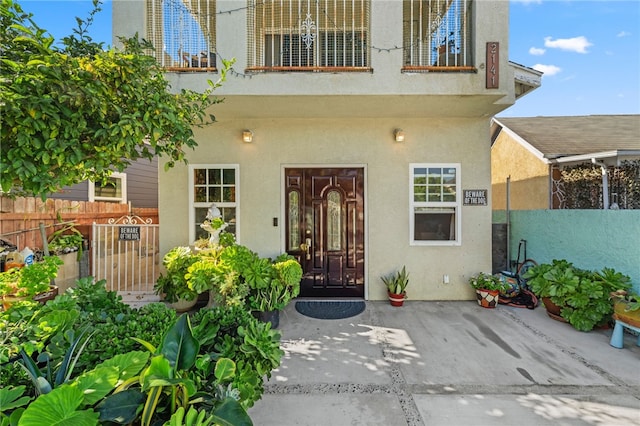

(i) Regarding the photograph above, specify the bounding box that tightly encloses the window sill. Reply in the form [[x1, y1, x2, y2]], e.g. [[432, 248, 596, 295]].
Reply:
[[246, 66, 373, 73]]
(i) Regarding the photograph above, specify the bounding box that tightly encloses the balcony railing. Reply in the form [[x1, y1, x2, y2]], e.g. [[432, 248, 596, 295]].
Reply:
[[402, 0, 474, 72], [146, 0, 217, 71]]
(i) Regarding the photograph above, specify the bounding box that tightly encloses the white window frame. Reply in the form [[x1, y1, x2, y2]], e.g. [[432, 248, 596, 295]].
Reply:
[[409, 163, 461, 246], [89, 172, 127, 204], [188, 164, 240, 244]]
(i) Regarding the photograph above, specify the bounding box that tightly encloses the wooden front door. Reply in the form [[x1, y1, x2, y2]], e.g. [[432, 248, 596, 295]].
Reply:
[[285, 168, 365, 298]]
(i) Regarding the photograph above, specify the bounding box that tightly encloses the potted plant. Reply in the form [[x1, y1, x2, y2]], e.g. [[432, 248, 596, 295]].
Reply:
[[381, 266, 409, 307], [245, 253, 302, 328], [524, 260, 632, 331], [468, 272, 508, 309], [610, 289, 640, 328], [0, 255, 63, 310], [154, 246, 200, 312]]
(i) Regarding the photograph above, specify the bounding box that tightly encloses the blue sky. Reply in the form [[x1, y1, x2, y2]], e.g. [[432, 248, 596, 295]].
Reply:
[[18, 0, 640, 118]]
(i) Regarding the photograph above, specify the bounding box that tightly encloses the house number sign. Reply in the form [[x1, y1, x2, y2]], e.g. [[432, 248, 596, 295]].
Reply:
[[463, 190, 488, 206], [486, 42, 499, 89], [119, 226, 140, 241]]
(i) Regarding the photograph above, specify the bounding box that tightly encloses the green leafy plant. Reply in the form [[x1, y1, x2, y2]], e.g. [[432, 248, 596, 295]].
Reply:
[[191, 305, 283, 408], [0, 256, 63, 298], [381, 266, 410, 295], [524, 260, 632, 331], [155, 246, 200, 303], [247, 254, 302, 312], [468, 272, 509, 292]]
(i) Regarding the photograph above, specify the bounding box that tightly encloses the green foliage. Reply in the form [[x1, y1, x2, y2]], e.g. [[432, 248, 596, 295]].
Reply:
[[191, 306, 283, 409], [247, 254, 302, 312], [0, 256, 63, 297], [155, 247, 200, 303], [468, 272, 509, 292], [381, 266, 410, 295], [524, 260, 632, 331], [0, 0, 231, 199]]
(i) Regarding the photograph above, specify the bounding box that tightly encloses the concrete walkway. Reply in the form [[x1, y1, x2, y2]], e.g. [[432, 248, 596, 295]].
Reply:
[[248, 301, 640, 425]]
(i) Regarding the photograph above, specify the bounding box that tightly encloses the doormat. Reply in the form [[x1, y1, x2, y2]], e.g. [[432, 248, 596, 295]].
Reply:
[[295, 301, 366, 320]]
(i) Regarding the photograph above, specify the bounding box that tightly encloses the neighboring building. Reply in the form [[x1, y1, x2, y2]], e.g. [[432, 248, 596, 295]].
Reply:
[[491, 115, 640, 211], [113, 0, 541, 300], [48, 157, 159, 209]]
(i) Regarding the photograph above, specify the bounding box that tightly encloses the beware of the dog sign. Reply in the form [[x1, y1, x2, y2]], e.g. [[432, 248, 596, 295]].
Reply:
[[463, 189, 487, 206], [119, 226, 140, 241]]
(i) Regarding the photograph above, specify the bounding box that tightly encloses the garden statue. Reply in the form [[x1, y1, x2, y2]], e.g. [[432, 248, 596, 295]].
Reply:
[[200, 203, 228, 245]]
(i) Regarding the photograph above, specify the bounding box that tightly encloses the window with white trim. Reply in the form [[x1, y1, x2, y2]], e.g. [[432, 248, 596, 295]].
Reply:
[[410, 164, 460, 245], [89, 172, 127, 203], [189, 165, 239, 243]]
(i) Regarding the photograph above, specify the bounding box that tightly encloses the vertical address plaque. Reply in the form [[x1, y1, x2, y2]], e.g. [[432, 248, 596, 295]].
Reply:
[[486, 42, 499, 89]]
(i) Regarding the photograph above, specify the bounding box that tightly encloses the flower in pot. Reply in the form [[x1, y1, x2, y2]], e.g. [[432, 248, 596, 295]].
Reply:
[[468, 272, 508, 309], [610, 290, 640, 328], [381, 266, 409, 307], [0, 255, 63, 309], [154, 246, 200, 311]]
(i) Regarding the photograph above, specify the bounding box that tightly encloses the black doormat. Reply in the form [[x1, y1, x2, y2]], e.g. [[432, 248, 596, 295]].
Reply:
[[295, 301, 366, 320]]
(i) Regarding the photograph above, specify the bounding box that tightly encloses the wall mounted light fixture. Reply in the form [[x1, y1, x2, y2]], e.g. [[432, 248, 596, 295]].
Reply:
[[242, 130, 253, 143], [394, 129, 405, 143]]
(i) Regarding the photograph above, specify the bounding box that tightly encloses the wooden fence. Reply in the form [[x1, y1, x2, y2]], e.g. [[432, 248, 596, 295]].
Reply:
[[0, 196, 159, 253]]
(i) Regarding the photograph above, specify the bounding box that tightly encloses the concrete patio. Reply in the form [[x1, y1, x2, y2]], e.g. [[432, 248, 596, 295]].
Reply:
[[248, 301, 640, 425]]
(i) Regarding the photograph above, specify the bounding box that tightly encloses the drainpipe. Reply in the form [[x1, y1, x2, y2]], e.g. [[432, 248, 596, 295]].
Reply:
[[591, 158, 609, 209]]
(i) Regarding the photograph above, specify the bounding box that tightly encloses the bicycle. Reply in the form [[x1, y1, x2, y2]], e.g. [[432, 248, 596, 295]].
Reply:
[[514, 239, 537, 289]]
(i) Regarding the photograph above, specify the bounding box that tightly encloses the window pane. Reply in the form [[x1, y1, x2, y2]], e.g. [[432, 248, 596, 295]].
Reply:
[[194, 187, 207, 202], [223, 169, 235, 184], [222, 187, 235, 202], [209, 169, 221, 185], [194, 169, 206, 185], [327, 190, 341, 251], [95, 177, 122, 198], [209, 187, 221, 202], [414, 208, 455, 241], [288, 191, 300, 251]]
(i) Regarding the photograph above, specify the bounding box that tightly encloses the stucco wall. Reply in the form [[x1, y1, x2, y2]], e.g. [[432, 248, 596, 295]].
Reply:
[[491, 131, 550, 210], [159, 117, 494, 301], [506, 210, 640, 293]]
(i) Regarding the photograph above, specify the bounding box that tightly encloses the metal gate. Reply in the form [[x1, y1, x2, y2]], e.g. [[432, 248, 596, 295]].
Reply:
[[92, 214, 161, 307]]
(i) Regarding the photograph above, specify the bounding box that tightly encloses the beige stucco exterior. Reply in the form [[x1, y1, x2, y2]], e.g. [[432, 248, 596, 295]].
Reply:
[[113, 0, 539, 300], [491, 131, 550, 210]]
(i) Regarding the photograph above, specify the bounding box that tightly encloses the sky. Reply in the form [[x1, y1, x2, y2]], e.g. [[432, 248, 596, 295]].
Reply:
[[17, 0, 640, 118]]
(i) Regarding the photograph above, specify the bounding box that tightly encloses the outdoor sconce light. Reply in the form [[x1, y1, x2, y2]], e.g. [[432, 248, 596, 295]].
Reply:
[[394, 129, 405, 143], [242, 130, 253, 143]]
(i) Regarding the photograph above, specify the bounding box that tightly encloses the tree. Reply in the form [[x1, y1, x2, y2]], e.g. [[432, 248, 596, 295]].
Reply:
[[0, 0, 229, 199]]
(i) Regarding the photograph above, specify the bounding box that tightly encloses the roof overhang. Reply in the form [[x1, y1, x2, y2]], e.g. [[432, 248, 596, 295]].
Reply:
[[549, 150, 640, 167], [510, 61, 542, 100]]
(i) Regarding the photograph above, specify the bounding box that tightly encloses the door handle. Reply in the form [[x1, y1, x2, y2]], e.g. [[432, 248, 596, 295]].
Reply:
[[299, 238, 312, 260]]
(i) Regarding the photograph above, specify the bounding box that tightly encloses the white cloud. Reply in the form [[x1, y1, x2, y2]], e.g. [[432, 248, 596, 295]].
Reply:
[[617, 31, 631, 38], [532, 64, 561, 76], [544, 36, 593, 53], [529, 47, 545, 56]]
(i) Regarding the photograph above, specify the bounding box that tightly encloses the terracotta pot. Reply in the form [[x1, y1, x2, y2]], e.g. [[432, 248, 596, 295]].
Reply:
[[388, 292, 406, 307], [613, 301, 640, 328], [476, 289, 499, 308], [541, 297, 568, 323]]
